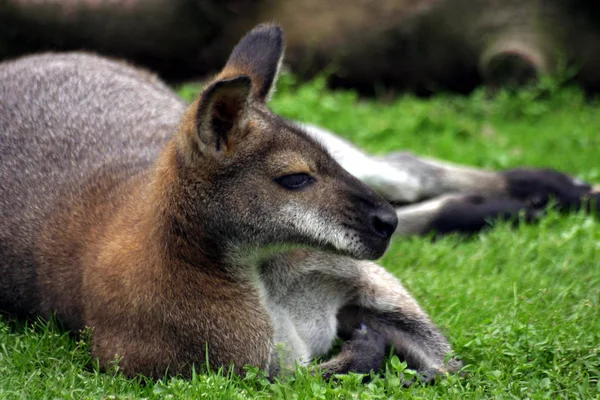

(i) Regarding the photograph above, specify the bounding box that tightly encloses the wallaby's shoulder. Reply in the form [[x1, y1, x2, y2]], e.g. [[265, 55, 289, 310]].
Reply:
[[0, 50, 186, 164], [0, 51, 186, 131]]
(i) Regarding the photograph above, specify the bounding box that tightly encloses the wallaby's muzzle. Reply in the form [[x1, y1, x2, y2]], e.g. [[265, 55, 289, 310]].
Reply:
[[370, 207, 398, 241], [356, 198, 398, 259], [333, 175, 399, 260]]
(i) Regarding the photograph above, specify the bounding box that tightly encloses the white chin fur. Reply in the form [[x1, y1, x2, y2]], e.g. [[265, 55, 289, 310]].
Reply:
[[281, 203, 355, 255]]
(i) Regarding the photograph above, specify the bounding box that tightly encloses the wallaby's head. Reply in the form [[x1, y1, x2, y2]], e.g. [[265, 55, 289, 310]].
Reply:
[[174, 23, 397, 261]]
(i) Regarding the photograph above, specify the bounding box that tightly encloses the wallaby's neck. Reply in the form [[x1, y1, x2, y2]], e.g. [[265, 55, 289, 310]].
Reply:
[[130, 140, 235, 276]]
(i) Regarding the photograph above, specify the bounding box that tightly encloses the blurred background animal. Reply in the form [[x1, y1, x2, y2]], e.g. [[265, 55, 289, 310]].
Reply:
[[2, 0, 600, 94]]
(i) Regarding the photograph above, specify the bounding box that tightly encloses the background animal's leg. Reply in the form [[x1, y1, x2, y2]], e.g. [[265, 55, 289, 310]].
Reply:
[[394, 193, 540, 236], [378, 152, 507, 201], [298, 123, 426, 203], [299, 123, 509, 202], [299, 123, 595, 213], [380, 153, 596, 211]]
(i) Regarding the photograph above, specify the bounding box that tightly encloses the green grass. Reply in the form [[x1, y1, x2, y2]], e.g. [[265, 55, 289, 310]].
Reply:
[[2, 76, 600, 399]]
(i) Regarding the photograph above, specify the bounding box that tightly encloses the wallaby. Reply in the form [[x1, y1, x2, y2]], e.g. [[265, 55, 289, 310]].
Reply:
[[0, 24, 462, 380]]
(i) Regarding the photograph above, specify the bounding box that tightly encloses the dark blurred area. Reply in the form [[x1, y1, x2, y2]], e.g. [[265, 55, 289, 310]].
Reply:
[[1, 0, 599, 96]]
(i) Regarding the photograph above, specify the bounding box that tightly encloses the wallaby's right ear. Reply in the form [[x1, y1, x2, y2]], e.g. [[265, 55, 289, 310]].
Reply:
[[178, 23, 283, 161], [216, 23, 284, 103], [178, 75, 252, 161]]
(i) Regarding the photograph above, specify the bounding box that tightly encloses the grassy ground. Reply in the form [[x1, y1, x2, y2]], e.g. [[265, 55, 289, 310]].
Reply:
[[1, 76, 599, 399]]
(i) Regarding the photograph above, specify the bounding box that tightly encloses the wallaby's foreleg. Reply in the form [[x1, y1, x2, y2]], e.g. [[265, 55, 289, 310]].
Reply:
[[264, 251, 462, 381], [335, 261, 464, 384]]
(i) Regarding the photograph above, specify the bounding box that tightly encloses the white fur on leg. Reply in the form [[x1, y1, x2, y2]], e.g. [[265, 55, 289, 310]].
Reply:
[[297, 123, 424, 202], [393, 195, 463, 236]]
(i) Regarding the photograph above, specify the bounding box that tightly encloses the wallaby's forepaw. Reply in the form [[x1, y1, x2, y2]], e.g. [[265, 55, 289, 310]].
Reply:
[[503, 168, 598, 212], [402, 358, 464, 388], [341, 324, 387, 374], [401, 367, 447, 388]]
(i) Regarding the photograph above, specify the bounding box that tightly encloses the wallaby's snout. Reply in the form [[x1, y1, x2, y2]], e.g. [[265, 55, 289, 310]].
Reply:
[[337, 179, 398, 259]]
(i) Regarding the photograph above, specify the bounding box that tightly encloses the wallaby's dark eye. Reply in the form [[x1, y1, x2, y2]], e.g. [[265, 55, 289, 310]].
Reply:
[[275, 173, 314, 190]]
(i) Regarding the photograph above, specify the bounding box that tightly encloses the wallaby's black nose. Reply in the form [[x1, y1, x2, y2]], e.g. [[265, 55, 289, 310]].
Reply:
[[370, 208, 398, 240]]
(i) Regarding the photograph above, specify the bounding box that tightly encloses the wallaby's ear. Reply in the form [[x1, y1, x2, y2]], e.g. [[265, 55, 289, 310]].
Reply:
[[181, 75, 252, 158], [216, 23, 284, 103], [178, 24, 283, 161]]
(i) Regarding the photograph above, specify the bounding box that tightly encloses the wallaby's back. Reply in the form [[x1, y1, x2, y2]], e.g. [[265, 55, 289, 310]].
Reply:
[[0, 53, 186, 317]]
